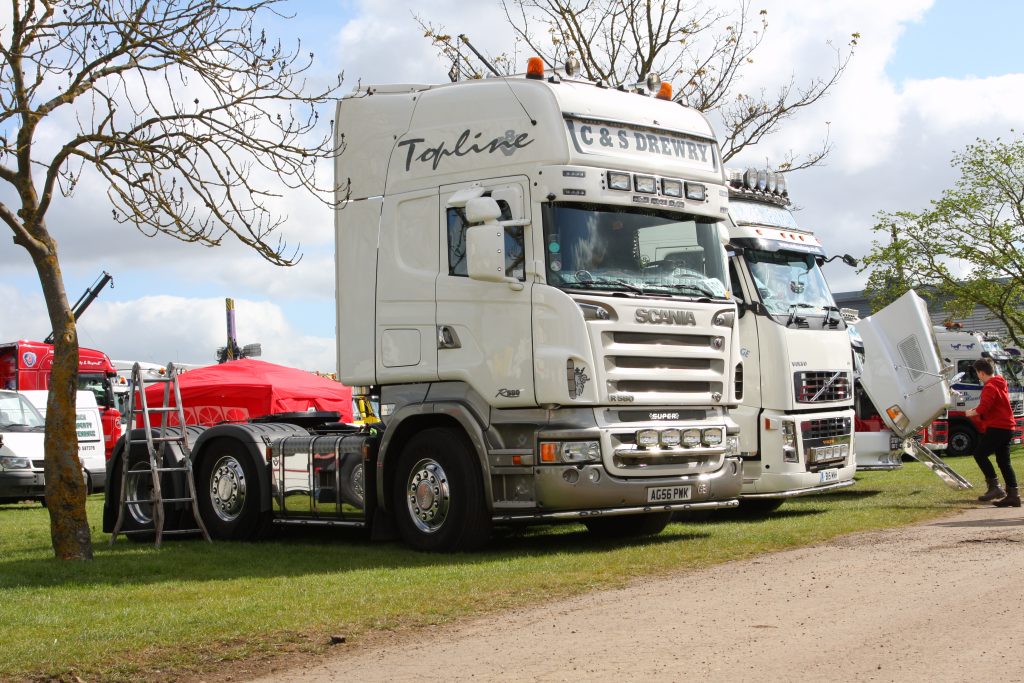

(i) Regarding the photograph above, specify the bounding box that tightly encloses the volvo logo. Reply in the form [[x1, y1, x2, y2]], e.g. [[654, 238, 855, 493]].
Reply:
[[635, 309, 697, 325]]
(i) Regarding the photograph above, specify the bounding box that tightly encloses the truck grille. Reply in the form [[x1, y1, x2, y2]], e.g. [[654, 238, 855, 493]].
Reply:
[[603, 331, 724, 402], [794, 371, 850, 403], [801, 416, 851, 440]]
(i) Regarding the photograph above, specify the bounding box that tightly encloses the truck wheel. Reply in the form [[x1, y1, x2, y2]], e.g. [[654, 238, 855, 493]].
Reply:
[[197, 441, 265, 541], [339, 456, 365, 510], [392, 428, 491, 552], [111, 447, 181, 542], [584, 511, 672, 539], [948, 428, 976, 457]]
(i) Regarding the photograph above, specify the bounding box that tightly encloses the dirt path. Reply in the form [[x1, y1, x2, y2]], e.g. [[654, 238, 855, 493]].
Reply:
[[251, 506, 1024, 682]]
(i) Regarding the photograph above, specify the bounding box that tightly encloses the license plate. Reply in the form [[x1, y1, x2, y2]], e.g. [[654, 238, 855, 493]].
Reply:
[[819, 468, 839, 483], [647, 485, 692, 503]]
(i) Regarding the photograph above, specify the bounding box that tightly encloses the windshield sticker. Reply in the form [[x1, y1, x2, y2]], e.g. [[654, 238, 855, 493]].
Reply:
[[564, 118, 717, 172], [729, 200, 800, 229]]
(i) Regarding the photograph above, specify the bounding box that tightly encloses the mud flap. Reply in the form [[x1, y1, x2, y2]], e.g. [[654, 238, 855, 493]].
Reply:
[[904, 441, 973, 490]]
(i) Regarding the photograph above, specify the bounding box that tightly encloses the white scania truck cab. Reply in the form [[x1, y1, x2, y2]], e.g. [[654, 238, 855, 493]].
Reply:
[[105, 61, 745, 551], [723, 169, 857, 506]]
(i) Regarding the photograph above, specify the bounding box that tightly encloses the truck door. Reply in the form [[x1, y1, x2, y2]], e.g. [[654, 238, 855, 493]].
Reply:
[[856, 290, 951, 438], [436, 178, 535, 405]]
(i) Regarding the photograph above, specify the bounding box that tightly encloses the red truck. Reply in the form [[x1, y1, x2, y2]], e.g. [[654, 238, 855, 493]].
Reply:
[[0, 340, 122, 459]]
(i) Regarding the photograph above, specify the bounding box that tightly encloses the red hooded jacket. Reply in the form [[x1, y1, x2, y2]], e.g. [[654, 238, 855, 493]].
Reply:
[[975, 374, 1015, 432]]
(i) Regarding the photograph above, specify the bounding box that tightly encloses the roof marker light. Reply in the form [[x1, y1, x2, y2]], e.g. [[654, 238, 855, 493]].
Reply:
[[656, 82, 673, 100], [526, 57, 544, 80]]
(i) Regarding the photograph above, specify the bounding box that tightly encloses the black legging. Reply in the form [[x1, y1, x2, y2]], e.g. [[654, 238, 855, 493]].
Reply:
[[973, 427, 1018, 488]]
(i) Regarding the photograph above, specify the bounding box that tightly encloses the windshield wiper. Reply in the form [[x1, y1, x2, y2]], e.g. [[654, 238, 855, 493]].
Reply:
[[565, 276, 644, 294], [658, 282, 717, 298]]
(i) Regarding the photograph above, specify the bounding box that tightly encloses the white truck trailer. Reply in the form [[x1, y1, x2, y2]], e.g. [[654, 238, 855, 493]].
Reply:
[[104, 61, 745, 550]]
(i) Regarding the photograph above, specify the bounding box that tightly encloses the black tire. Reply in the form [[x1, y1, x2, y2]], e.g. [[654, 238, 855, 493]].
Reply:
[[584, 511, 672, 539], [109, 445, 188, 542], [739, 498, 784, 514], [197, 440, 267, 541], [391, 428, 491, 552], [948, 427, 976, 457], [338, 455, 365, 510]]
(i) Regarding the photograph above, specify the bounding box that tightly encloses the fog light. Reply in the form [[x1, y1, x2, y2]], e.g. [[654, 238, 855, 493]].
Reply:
[[682, 429, 701, 447], [637, 429, 659, 449], [563, 468, 580, 484], [783, 446, 798, 463], [587, 469, 601, 483], [634, 175, 657, 193], [702, 428, 723, 447], [660, 429, 681, 448], [607, 171, 631, 191], [839, 444, 849, 458], [725, 436, 740, 456]]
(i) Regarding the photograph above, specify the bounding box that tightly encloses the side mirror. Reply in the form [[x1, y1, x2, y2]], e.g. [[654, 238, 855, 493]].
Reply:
[[950, 371, 965, 385], [842, 254, 859, 268], [465, 198, 523, 289]]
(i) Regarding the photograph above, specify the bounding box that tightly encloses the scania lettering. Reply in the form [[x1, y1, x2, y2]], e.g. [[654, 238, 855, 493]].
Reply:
[[104, 60, 744, 551]]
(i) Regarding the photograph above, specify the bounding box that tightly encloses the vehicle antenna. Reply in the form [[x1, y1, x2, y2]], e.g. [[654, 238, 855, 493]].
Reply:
[[458, 34, 537, 126]]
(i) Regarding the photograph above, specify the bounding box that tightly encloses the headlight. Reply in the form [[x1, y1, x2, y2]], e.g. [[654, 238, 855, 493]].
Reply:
[[0, 456, 32, 470], [682, 429, 702, 447], [540, 441, 601, 463], [661, 178, 683, 197], [634, 175, 657, 194], [607, 171, 631, 191], [702, 428, 723, 447], [781, 421, 796, 448]]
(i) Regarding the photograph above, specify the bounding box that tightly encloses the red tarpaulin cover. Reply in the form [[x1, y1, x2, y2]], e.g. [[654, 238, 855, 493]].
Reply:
[[139, 359, 353, 427]]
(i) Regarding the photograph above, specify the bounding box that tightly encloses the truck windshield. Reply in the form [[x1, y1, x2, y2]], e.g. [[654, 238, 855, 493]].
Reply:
[[79, 373, 113, 409], [0, 392, 46, 429], [542, 203, 728, 299], [746, 249, 836, 317]]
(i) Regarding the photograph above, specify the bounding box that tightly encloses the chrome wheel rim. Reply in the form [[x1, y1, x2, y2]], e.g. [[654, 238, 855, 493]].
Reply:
[[209, 455, 247, 522], [406, 458, 450, 534]]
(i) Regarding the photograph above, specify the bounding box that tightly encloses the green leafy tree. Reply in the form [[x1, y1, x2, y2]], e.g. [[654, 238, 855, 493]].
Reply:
[[861, 134, 1024, 346], [0, 0, 341, 560], [419, 0, 858, 171]]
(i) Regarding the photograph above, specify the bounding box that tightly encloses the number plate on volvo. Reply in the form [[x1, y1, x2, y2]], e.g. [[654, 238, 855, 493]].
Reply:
[[819, 468, 839, 483], [647, 485, 692, 503]]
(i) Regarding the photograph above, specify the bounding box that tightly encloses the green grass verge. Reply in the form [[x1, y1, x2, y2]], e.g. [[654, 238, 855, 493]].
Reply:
[[0, 453, 1014, 681]]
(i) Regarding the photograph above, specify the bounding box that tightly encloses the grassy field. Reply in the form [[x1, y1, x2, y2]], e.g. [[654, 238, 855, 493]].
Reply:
[[0, 454, 1013, 682]]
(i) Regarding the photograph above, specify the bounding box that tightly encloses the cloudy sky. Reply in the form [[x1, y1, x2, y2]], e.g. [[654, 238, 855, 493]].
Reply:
[[1, 0, 1022, 372]]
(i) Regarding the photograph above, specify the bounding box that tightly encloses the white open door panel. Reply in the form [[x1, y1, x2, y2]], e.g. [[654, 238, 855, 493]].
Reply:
[[856, 290, 951, 439]]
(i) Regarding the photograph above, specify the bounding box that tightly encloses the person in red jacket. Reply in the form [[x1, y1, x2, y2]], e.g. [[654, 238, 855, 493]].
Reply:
[[966, 358, 1019, 506]]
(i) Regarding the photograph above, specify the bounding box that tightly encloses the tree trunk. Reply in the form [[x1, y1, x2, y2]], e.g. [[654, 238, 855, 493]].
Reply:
[[31, 231, 93, 560]]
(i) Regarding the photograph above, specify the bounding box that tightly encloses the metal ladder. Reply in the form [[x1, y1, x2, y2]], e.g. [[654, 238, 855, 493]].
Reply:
[[906, 440, 974, 490], [110, 362, 211, 547]]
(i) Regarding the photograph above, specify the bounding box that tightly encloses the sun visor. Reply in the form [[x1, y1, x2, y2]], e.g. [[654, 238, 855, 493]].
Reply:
[[856, 290, 951, 438]]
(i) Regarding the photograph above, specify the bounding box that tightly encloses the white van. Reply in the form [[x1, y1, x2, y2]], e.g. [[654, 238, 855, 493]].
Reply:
[[0, 390, 46, 503], [21, 390, 106, 492]]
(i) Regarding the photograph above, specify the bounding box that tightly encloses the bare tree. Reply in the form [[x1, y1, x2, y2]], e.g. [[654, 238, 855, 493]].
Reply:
[[0, 0, 342, 559], [419, 0, 857, 171]]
